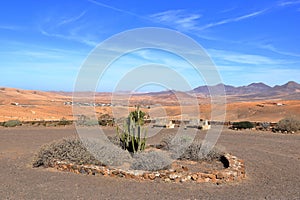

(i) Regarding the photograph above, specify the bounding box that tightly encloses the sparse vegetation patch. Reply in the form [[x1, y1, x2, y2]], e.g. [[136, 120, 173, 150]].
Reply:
[[131, 151, 172, 171], [3, 120, 21, 127], [76, 115, 98, 126], [232, 121, 254, 129], [32, 138, 101, 167], [57, 117, 72, 126], [159, 135, 225, 162], [276, 117, 300, 133], [98, 114, 114, 126], [33, 107, 245, 184]]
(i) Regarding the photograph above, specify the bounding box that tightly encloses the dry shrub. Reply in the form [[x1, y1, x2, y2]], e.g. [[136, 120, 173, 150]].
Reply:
[[160, 135, 225, 161], [82, 138, 132, 166], [33, 137, 133, 168], [131, 151, 172, 171], [57, 118, 72, 126], [179, 140, 224, 162], [277, 117, 300, 133], [32, 138, 101, 167]]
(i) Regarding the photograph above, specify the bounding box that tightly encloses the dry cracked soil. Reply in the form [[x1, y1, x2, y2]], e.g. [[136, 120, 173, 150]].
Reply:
[[0, 126, 299, 200]]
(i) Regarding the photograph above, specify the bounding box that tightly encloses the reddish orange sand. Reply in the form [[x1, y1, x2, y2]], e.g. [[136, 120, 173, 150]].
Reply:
[[0, 87, 299, 122]]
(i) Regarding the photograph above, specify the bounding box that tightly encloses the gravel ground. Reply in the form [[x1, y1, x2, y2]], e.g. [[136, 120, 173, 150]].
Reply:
[[0, 126, 299, 200]]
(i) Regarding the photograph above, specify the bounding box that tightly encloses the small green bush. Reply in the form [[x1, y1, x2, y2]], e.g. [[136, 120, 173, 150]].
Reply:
[[131, 151, 172, 171], [277, 117, 300, 133], [4, 120, 21, 127], [232, 121, 254, 129]]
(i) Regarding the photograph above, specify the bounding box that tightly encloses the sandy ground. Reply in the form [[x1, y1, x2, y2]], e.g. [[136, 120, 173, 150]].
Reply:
[[1, 87, 300, 122], [0, 126, 299, 199]]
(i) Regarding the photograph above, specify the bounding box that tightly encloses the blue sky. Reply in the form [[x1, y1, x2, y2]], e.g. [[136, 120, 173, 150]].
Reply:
[[0, 0, 299, 91]]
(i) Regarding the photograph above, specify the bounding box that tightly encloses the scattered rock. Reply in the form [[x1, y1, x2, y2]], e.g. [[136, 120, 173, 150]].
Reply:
[[191, 174, 198, 181], [50, 153, 246, 184], [163, 178, 171, 182], [196, 178, 205, 183], [182, 166, 188, 171], [204, 178, 210, 182], [174, 178, 180, 183], [180, 177, 188, 182], [143, 173, 149, 179], [148, 173, 156, 180], [169, 173, 178, 180], [216, 172, 226, 179]]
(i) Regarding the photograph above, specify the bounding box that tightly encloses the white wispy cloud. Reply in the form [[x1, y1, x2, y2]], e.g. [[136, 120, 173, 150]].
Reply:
[[0, 25, 23, 31], [148, 10, 221, 41], [87, 0, 146, 19], [219, 7, 237, 13], [134, 49, 196, 71], [12, 50, 64, 59], [199, 9, 267, 30], [39, 28, 98, 46], [215, 65, 245, 72], [258, 43, 300, 57], [35, 8, 103, 47], [58, 11, 87, 26], [149, 8, 268, 40], [0, 40, 86, 68], [278, 0, 300, 7], [150, 10, 201, 30], [87, 1, 268, 44], [208, 49, 292, 65], [0, 40, 87, 56]]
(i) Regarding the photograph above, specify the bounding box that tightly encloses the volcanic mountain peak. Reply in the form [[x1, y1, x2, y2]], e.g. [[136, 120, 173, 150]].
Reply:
[[273, 81, 300, 91], [246, 82, 272, 89], [283, 81, 300, 89]]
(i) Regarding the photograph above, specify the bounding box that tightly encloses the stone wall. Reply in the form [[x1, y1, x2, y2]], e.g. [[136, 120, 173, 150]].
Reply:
[[52, 153, 245, 184]]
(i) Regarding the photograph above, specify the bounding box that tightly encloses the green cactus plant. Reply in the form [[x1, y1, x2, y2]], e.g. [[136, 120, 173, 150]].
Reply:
[[117, 107, 147, 153]]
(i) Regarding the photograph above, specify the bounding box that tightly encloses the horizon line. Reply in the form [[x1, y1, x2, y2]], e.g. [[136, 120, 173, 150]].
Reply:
[[0, 80, 298, 93]]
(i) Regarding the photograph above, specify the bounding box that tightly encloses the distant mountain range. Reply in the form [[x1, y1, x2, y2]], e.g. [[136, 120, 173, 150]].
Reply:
[[141, 81, 300, 101], [191, 81, 300, 100], [1, 81, 299, 109], [52, 81, 300, 100], [192, 81, 299, 94]]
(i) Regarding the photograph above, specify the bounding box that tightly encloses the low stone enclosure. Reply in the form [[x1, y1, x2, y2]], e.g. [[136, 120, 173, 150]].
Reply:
[[32, 108, 246, 185], [51, 153, 245, 184]]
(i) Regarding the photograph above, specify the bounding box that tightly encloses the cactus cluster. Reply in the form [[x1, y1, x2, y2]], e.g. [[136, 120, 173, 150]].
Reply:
[[117, 107, 147, 153]]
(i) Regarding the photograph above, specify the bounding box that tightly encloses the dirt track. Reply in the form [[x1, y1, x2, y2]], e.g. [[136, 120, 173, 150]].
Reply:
[[0, 126, 299, 199]]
